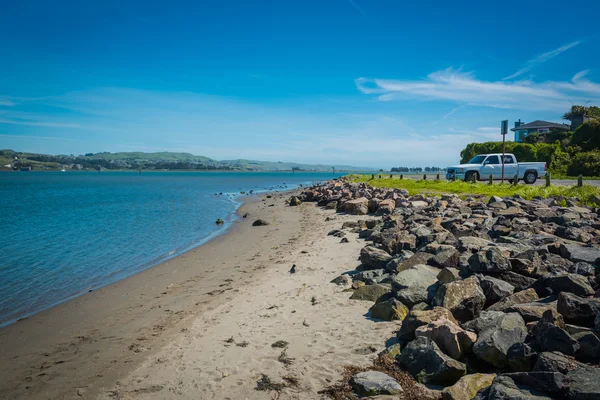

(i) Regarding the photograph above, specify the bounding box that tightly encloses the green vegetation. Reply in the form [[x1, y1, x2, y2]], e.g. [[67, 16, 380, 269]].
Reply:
[[347, 174, 600, 206], [460, 104, 600, 177]]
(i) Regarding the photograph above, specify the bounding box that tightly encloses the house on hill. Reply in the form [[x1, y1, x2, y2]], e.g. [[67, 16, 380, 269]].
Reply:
[[511, 119, 571, 143]]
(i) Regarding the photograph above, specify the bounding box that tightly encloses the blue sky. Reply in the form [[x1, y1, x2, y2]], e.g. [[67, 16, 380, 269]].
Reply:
[[1, 0, 599, 167]]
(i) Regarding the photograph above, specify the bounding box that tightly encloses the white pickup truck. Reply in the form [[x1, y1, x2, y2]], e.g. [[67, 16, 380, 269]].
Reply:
[[446, 153, 547, 184]]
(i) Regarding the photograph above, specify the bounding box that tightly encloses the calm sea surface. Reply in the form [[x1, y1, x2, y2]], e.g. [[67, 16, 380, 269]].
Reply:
[[0, 171, 344, 325]]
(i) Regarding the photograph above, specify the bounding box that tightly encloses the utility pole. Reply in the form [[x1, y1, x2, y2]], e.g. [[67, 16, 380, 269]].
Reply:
[[501, 120, 508, 184]]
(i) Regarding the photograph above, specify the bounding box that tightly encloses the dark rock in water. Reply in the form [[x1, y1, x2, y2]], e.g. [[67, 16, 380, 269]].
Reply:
[[557, 292, 600, 327], [252, 219, 269, 226], [473, 375, 552, 400], [472, 312, 528, 368], [468, 247, 511, 274], [392, 264, 440, 307], [350, 371, 403, 396], [432, 276, 486, 323], [567, 367, 600, 400], [544, 274, 595, 297], [573, 331, 600, 361], [397, 307, 458, 342], [360, 246, 392, 270], [369, 298, 409, 321], [349, 284, 391, 302], [397, 337, 466, 386], [507, 342, 538, 372], [215, 218, 224, 225], [503, 372, 570, 397], [560, 243, 600, 264], [477, 275, 515, 308]]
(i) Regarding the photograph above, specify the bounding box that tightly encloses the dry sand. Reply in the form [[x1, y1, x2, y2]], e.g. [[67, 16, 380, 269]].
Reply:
[[0, 191, 398, 400]]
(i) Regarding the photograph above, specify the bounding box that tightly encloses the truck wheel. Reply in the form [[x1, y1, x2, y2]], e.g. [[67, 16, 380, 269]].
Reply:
[[524, 171, 537, 184], [465, 171, 478, 182]]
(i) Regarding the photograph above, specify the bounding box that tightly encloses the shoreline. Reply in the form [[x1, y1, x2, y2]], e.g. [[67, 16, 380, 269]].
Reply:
[[0, 188, 312, 399]]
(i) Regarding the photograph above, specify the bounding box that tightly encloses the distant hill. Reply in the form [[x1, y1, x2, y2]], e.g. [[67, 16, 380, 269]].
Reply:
[[0, 150, 375, 172]]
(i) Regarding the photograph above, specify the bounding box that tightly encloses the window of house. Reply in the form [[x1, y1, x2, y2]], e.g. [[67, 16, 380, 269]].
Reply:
[[538, 128, 549, 133]]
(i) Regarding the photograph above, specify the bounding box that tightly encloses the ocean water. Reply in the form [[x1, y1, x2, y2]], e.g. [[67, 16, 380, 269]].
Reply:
[[0, 171, 344, 326]]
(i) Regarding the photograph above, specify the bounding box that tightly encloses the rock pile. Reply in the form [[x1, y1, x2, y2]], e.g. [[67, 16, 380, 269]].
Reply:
[[297, 180, 600, 399]]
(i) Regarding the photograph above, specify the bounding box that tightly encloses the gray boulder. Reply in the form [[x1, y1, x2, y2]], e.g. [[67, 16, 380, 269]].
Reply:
[[349, 284, 391, 302], [468, 247, 512, 274], [437, 268, 461, 284], [431, 248, 460, 269], [557, 292, 600, 327], [397, 307, 459, 342], [342, 197, 369, 215], [560, 243, 600, 264], [573, 331, 600, 362], [534, 317, 580, 356], [350, 371, 403, 396], [534, 351, 587, 374], [568, 367, 600, 400], [477, 275, 515, 308], [544, 274, 595, 297], [507, 343, 538, 372], [360, 246, 393, 270], [392, 264, 440, 306], [473, 375, 552, 400], [369, 298, 409, 322], [488, 288, 539, 312], [505, 297, 558, 323], [503, 372, 570, 397], [397, 337, 466, 386], [432, 276, 486, 322], [473, 313, 528, 368]]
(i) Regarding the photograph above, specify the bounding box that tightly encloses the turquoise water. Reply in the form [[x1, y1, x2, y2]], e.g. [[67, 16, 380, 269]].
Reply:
[[0, 171, 342, 326]]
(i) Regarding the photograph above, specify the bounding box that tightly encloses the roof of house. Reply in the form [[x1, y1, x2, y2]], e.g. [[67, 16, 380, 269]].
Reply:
[[510, 120, 571, 132]]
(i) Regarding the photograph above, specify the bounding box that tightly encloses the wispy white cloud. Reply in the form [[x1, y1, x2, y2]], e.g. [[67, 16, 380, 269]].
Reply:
[[503, 40, 582, 80], [0, 118, 82, 128], [0, 134, 76, 141], [356, 68, 600, 112], [0, 96, 16, 106]]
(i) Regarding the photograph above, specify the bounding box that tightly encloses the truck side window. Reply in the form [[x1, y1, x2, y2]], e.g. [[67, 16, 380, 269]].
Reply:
[[486, 156, 500, 165], [503, 156, 515, 164]]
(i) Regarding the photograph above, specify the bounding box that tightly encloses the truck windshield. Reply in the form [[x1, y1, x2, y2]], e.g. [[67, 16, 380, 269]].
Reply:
[[466, 155, 487, 164]]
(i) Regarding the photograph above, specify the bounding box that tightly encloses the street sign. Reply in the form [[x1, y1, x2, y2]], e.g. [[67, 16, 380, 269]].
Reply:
[[501, 120, 508, 136]]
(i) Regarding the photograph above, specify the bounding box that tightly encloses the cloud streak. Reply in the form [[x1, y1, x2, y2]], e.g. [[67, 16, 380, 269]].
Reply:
[[503, 40, 582, 80], [356, 68, 600, 112]]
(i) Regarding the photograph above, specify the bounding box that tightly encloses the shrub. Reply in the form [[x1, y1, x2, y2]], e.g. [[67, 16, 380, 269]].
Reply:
[[567, 151, 600, 176], [572, 119, 600, 151]]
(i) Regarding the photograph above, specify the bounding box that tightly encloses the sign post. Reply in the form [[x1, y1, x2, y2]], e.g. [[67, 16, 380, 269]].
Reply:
[[501, 120, 508, 184]]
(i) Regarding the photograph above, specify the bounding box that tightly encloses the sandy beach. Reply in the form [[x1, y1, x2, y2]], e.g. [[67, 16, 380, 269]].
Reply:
[[0, 190, 394, 399]]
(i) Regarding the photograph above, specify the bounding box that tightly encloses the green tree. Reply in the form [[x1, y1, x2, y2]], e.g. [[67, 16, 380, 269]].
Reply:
[[571, 119, 600, 151], [567, 151, 600, 176]]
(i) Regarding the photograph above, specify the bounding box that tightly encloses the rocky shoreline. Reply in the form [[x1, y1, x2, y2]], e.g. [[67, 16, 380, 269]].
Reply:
[[292, 179, 600, 399]]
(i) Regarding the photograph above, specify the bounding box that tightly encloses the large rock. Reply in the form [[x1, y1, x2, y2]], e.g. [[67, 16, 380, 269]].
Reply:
[[350, 284, 391, 302], [557, 292, 600, 327], [397, 337, 466, 386], [473, 375, 552, 400], [468, 247, 511, 274], [477, 275, 515, 308], [534, 352, 587, 374], [394, 252, 433, 272], [342, 197, 369, 215], [432, 276, 486, 322], [574, 331, 600, 361], [376, 199, 396, 215], [560, 243, 600, 264], [488, 289, 539, 312], [398, 307, 459, 343], [442, 373, 495, 400], [544, 274, 594, 297], [369, 298, 409, 321], [415, 317, 477, 360], [503, 372, 570, 397], [534, 315, 580, 356], [568, 367, 600, 400], [458, 236, 494, 253], [507, 343, 538, 372], [431, 248, 460, 269], [497, 272, 537, 292], [437, 268, 461, 284], [473, 313, 528, 368], [463, 311, 508, 333], [392, 264, 440, 306], [505, 297, 558, 323], [350, 371, 403, 396], [361, 246, 393, 270]]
